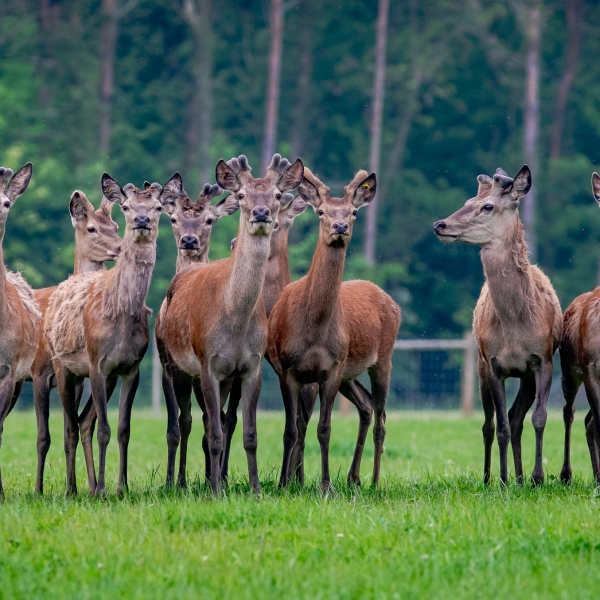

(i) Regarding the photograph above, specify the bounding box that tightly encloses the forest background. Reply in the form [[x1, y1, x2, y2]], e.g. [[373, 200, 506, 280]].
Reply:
[[0, 0, 598, 377]]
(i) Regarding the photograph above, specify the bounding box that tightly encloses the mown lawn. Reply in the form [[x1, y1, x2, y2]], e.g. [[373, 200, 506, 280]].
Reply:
[[0, 409, 599, 599]]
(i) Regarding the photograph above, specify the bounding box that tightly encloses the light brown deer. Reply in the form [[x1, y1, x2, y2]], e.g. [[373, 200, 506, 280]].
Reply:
[[0, 163, 40, 499], [433, 165, 562, 485], [154, 174, 238, 488], [267, 168, 401, 491], [559, 172, 600, 485], [159, 153, 304, 494], [45, 175, 166, 497], [31, 190, 121, 494]]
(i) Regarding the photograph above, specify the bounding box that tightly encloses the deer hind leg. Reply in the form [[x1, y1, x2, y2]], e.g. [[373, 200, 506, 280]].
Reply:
[[0, 372, 17, 500], [278, 372, 300, 488], [89, 364, 112, 498], [55, 364, 80, 496], [486, 360, 510, 484], [531, 359, 553, 485], [584, 410, 600, 482], [240, 367, 262, 494], [221, 378, 241, 484], [368, 363, 390, 487], [508, 376, 535, 485], [479, 364, 495, 486], [200, 363, 224, 496], [560, 355, 581, 484], [164, 371, 191, 489], [116, 368, 141, 497], [339, 380, 373, 486], [290, 383, 318, 485], [33, 372, 53, 495]]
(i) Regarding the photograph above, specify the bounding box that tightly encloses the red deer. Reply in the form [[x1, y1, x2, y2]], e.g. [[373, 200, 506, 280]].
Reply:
[[159, 154, 304, 494], [154, 174, 238, 488], [433, 165, 562, 485], [46, 176, 166, 497], [31, 191, 121, 494], [267, 168, 401, 491], [0, 163, 40, 499], [559, 172, 600, 485]]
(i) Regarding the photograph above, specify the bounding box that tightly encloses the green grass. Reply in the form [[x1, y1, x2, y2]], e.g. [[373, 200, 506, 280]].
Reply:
[[0, 409, 599, 599]]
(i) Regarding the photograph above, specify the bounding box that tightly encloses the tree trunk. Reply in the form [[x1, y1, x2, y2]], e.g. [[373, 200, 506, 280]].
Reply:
[[261, 0, 284, 175], [521, 5, 541, 263], [99, 0, 119, 156], [550, 0, 580, 159], [364, 0, 389, 265]]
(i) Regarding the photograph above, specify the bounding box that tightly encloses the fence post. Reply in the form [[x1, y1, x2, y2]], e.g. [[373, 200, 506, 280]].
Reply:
[[152, 328, 161, 416], [460, 331, 477, 416]]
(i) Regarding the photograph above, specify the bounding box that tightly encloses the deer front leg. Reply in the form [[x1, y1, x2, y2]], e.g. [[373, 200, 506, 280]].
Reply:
[[508, 376, 535, 485], [531, 359, 553, 485], [584, 410, 600, 482], [486, 362, 509, 484], [239, 366, 261, 494], [289, 384, 318, 485], [278, 371, 300, 488], [0, 371, 16, 500], [368, 364, 390, 487], [168, 372, 192, 489], [317, 366, 343, 492], [117, 368, 140, 497], [33, 373, 52, 495], [200, 362, 224, 496], [582, 367, 600, 485], [221, 378, 241, 483], [89, 364, 111, 498], [560, 354, 581, 484]]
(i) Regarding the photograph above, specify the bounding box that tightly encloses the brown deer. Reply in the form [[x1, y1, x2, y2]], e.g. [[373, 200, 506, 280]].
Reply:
[[45, 175, 166, 497], [154, 174, 238, 488], [31, 190, 121, 494], [433, 165, 562, 485], [159, 153, 304, 494], [559, 172, 600, 485], [267, 168, 401, 491], [0, 163, 40, 499]]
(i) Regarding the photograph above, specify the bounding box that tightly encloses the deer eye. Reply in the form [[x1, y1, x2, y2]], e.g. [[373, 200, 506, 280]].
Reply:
[[318, 210, 324, 216], [156, 205, 163, 212], [481, 204, 494, 213], [122, 206, 129, 212], [170, 218, 177, 224], [352, 210, 358, 216], [276, 193, 282, 200], [87, 227, 96, 233], [238, 193, 244, 200], [206, 218, 214, 225], [4, 201, 11, 208]]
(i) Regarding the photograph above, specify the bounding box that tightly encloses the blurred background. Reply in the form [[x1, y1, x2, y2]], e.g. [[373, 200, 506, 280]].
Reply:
[[1, 0, 598, 410]]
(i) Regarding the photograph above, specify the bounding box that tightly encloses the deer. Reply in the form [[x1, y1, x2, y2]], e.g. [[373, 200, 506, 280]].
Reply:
[[30, 190, 121, 494], [433, 165, 562, 485], [158, 153, 304, 494], [45, 175, 166, 497], [0, 163, 40, 499], [153, 174, 239, 488], [559, 172, 600, 485], [267, 168, 401, 491]]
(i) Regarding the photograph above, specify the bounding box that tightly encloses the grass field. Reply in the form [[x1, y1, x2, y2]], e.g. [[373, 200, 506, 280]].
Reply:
[[0, 409, 599, 599]]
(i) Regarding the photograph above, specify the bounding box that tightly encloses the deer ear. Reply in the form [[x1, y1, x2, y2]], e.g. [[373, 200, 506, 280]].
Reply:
[[216, 160, 241, 192], [5, 162, 33, 202], [592, 173, 600, 205], [277, 158, 304, 192], [211, 193, 240, 218], [99, 196, 114, 217], [352, 173, 377, 208], [283, 194, 308, 220], [143, 181, 151, 190], [102, 173, 126, 206], [296, 177, 320, 207], [161, 173, 183, 213], [69, 191, 94, 224], [510, 165, 531, 200]]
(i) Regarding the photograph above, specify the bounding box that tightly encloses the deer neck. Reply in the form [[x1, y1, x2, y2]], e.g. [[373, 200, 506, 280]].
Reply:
[[223, 225, 271, 321], [480, 216, 533, 323], [176, 246, 209, 273], [300, 234, 346, 328], [263, 227, 291, 316], [74, 248, 106, 276], [103, 235, 156, 319]]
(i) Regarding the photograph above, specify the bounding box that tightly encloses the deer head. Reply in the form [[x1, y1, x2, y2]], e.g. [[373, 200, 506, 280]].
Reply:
[[69, 191, 122, 263], [433, 165, 532, 246], [592, 172, 600, 206], [296, 168, 376, 248], [161, 173, 238, 258], [0, 163, 33, 227], [101, 174, 165, 243], [215, 153, 304, 237]]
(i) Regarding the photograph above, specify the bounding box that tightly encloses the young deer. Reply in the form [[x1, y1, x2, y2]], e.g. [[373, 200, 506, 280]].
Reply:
[[46, 176, 166, 497], [154, 174, 238, 488], [267, 168, 401, 490], [434, 166, 562, 485], [31, 191, 121, 494], [0, 163, 40, 498], [159, 154, 304, 494], [559, 172, 600, 484]]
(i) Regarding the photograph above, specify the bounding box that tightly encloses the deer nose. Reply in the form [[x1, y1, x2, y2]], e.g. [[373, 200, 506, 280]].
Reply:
[[333, 221, 349, 234], [433, 220, 447, 234], [181, 235, 199, 249], [251, 207, 271, 222], [134, 215, 150, 228]]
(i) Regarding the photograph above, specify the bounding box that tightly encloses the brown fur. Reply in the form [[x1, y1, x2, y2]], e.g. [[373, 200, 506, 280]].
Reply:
[[267, 168, 400, 490], [434, 165, 562, 485]]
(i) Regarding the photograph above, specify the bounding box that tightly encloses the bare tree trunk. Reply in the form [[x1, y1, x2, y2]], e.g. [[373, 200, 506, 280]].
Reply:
[[183, 0, 213, 185], [262, 0, 284, 175], [550, 0, 580, 159], [522, 5, 541, 263], [364, 0, 389, 265], [99, 0, 118, 156]]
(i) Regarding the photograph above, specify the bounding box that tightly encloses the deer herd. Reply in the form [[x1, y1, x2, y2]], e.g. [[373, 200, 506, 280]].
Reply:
[[0, 156, 599, 499]]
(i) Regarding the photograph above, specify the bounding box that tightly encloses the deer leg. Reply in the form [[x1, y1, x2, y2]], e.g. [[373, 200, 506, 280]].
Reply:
[[368, 363, 391, 487], [89, 364, 111, 498], [240, 367, 261, 494], [200, 363, 224, 495], [560, 357, 581, 484], [486, 362, 509, 484], [290, 383, 318, 485], [278, 372, 300, 488], [55, 364, 80, 496], [584, 410, 600, 482], [508, 376, 535, 485], [479, 364, 495, 485], [190, 378, 211, 485], [0, 373, 16, 500], [116, 368, 140, 497], [33, 372, 53, 495], [172, 373, 192, 489], [340, 380, 373, 486], [531, 360, 553, 485], [221, 378, 241, 483]]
